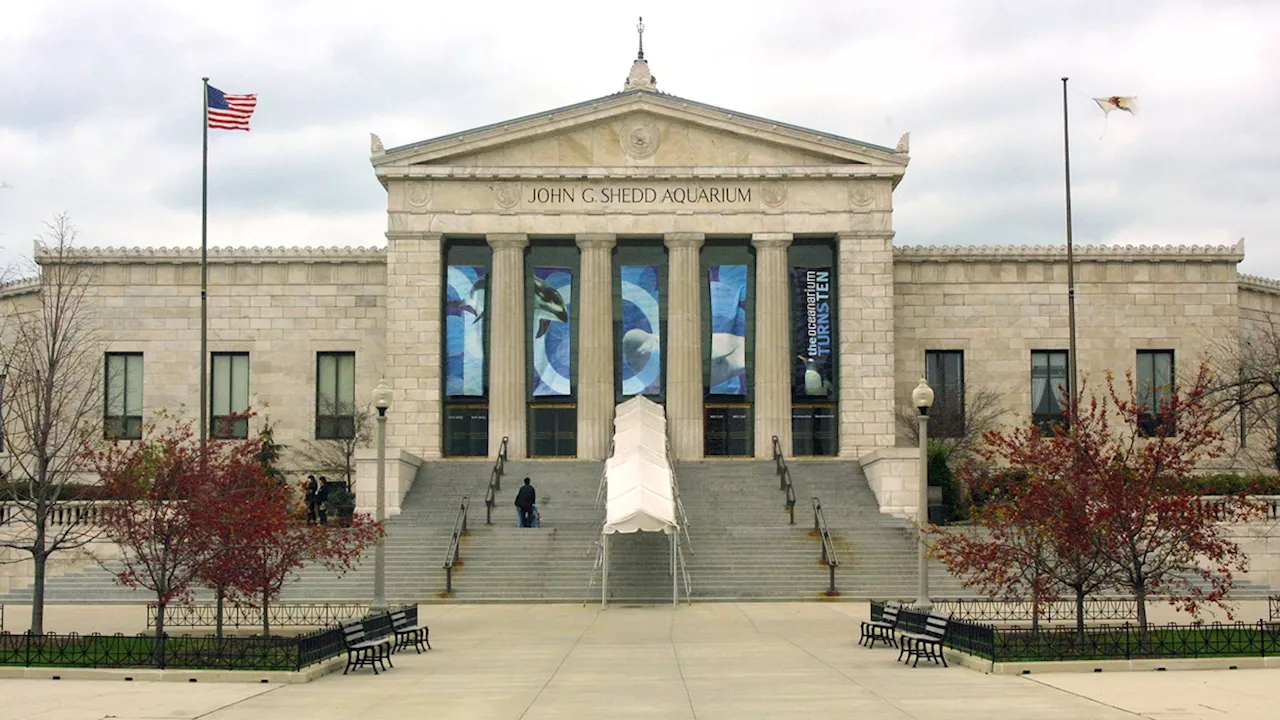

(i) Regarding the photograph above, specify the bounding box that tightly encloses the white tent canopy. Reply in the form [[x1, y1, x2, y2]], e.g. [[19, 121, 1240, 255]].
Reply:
[[598, 396, 688, 606]]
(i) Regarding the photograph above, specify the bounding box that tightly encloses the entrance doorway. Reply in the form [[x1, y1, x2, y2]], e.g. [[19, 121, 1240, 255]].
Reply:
[[530, 404, 577, 457], [704, 404, 752, 456]]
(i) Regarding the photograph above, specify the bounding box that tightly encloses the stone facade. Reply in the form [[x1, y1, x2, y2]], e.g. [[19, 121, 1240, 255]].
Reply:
[[2, 74, 1279, 522]]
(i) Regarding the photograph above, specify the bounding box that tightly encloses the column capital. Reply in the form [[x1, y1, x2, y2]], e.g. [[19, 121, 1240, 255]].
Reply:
[[575, 233, 617, 251], [664, 232, 705, 250], [486, 233, 529, 250], [751, 232, 793, 250]]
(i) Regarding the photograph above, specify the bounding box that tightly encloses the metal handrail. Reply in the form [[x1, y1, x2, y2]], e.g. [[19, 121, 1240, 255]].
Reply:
[[812, 496, 839, 595], [771, 435, 796, 525], [484, 436, 510, 524], [442, 495, 470, 594]]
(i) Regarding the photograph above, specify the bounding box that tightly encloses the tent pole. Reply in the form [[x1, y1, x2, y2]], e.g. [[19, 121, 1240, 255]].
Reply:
[[671, 532, 677, 607], [602, 534, 609, 608]]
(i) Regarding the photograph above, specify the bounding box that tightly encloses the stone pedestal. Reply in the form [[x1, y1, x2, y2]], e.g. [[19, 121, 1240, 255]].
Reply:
[[576, 233, 617, 460], [665, 233, 705, 459], [837, 231, 896, 457], [752, 233, 793, 458], [487, 233, 529, 458]]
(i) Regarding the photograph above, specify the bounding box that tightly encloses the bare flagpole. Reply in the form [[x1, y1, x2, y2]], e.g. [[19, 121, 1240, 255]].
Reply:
[[200, 77, 210, 448], [1061, 77, 1079, 412]]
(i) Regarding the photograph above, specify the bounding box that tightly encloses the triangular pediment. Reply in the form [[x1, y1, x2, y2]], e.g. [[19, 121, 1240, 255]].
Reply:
[[373, 90, 907, 174]]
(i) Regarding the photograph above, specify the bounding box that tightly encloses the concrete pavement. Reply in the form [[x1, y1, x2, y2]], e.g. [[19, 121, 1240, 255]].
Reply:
[[1, 602, 1277, 719]]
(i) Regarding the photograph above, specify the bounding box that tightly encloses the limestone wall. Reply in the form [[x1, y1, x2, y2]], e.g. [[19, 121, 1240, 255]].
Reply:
[[32, 247, 388, 461], [892, 244, 1245, 441]]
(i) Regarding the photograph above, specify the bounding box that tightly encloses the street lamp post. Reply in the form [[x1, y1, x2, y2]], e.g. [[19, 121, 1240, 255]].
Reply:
[[371, 378, 393, 613], [912, 378, 935, 611]]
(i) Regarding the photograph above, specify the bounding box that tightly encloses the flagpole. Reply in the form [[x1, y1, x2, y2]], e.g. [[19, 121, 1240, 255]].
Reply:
[[200, 77, 210, 448], [1061, 77, 1078, 413]]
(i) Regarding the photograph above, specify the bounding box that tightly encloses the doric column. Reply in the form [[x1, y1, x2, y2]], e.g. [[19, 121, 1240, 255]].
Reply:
[[837, 231, 896, 458], [664, 233, 705, 459], [487, 233, 529, 459], [752, 233, 793, 458], [576, 233, 617, 460]]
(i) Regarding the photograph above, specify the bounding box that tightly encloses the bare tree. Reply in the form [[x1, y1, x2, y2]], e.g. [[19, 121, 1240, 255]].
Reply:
[[0, 214, 104, 634], [293, 402, 374, 486], [1204, 317, 1280, 472], [897, 384, 1008, 462]]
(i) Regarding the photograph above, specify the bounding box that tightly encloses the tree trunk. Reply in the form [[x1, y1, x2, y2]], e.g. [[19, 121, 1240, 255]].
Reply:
[[153, 601, 167, 667], [1074, 587, 1086, 638], [262, 589, 271, 637], [215, 587, 225, 639], [30, 538, 48, 636], [1134, 580, 1149, 651]]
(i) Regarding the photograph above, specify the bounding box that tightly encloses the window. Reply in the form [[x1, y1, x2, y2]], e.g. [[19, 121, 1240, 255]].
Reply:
[[104, 353, 143, 440], [1031, 350, 1069, 434], [1137, 350, 1175, 437], [925, 350, 964, 438], [211, 352, 250, 439], [316, 352, 356, 439]]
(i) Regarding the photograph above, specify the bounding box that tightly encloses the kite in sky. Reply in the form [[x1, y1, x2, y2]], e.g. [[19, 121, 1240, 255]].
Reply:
[[1094, 96, 1138, 115]]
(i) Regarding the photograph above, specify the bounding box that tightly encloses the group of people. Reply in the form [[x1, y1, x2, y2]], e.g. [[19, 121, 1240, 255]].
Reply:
[[303, 475, 339, 525]]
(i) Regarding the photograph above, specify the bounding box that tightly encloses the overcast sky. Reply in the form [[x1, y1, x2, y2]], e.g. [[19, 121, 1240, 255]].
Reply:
[[2, 0, 1277, 279]]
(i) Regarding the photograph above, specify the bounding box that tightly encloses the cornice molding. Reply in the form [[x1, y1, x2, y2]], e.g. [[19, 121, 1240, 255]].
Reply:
[[0, 277, 40, 299], [380, 165, 905, 181], [35, 246, 387, 265], [894, 242, 1246, 264], [1240, 274, 1280, 296]]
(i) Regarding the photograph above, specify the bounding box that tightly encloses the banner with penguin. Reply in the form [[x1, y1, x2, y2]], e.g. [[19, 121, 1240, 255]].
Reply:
[[708, 265, 748, 395], [532, 265, 573, 396], [792, 267, 835, 400], [620, 265, 662, 396], [445, 265, 487, 397]]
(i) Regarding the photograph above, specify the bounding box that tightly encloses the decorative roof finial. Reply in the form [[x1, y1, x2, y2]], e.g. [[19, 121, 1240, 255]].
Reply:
[[623, 16, 657, 91]]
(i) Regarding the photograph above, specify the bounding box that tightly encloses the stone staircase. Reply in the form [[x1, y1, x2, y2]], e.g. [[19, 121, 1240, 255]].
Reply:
[[10, 455, 1261, 605]]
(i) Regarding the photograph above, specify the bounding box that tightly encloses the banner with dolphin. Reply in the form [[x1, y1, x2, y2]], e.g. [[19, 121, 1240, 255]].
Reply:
[[620, 265, 662, 396], [708, 264, 748, 395], [792, 267, 835, 400], [445, 264, 487, 397], [532, 266, 573, 396]]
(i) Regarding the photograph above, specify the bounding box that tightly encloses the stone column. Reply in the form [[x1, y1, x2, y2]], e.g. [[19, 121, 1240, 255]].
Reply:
[[576, 233, 617, 460], [752, 233, 793, 458], [837, 231, 896, 458], [487, 233, 529, 459], [664, 233, 705, 460]]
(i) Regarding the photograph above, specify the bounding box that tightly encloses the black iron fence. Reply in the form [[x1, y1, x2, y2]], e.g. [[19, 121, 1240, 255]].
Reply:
[[148, 603, 370, 629], [930, 597, 1139, 623], [871, 601, 1280, 663]]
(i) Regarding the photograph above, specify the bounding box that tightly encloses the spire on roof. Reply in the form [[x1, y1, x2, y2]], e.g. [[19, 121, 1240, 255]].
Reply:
[[624, 16, 657, 91]]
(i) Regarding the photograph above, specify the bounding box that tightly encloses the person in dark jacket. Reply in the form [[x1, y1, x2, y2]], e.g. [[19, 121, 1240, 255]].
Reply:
[[514, 477, 536, 528], [304, 475, 319, 525], [316, 476, 331, 525]]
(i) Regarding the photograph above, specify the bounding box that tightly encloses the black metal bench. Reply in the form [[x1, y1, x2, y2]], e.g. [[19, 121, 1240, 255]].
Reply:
[[897, 611, 951, 667], [342, 618, 394, 675], [390, 607, 431, 654], [859, 601, 902, 648]]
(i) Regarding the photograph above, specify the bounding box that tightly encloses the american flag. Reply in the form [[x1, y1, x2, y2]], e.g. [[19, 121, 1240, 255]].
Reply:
[[206, 85, 257, 131]]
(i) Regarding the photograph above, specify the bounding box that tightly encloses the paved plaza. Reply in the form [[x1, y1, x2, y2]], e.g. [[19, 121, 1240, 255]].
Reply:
[[1, 602, 1277, 719]]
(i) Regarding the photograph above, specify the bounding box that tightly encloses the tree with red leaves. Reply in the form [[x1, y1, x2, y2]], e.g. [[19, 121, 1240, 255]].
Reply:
[[930, 362, 1264, 633]]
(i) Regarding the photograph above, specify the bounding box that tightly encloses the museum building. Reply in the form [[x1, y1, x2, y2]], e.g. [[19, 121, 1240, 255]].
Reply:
[[3, 51, 1279, 517]]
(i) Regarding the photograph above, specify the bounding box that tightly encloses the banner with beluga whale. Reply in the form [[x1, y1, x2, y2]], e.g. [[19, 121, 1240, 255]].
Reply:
[[532, 266, 573, 396], [620, 265, 662, 396], [792, 267, 834, 400], [708, 264, 748, 395], [445, 265, 487, 397]]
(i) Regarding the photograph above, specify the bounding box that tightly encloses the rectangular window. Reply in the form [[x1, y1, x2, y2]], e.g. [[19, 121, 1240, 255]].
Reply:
[[1031, 350, 1069, 434], [211, 352, 250, 439], [104, 353, 143, 440], [925, 350, 965, 438], [316, 352, 356, 439], [1137, 350, 1175, 436]]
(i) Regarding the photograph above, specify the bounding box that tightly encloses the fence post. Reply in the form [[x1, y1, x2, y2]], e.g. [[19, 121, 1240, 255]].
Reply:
[[446, 567, 453, 594], [828, 565, 836, 595], [462, 505, 468, 534]]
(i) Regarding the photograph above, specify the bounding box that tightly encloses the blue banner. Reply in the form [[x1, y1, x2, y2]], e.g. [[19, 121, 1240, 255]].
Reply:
[[708, 264, 748, 395], [445, 265, 487, 397], [620, 266, 661, 396], [792, 267, 835, 400], [532, 266, 572, 396]]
